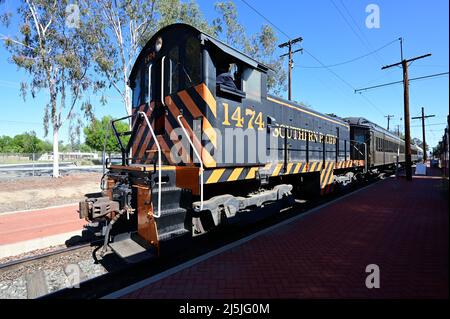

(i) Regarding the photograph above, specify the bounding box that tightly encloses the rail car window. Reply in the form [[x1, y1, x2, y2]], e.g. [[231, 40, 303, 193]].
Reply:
[[132, 69, 142, 108], [376, 137, 383, 152]]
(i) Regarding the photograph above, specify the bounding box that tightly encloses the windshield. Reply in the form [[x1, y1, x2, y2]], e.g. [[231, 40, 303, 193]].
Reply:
[[164, 35, 201, 95], [131, 34, 201, 108]]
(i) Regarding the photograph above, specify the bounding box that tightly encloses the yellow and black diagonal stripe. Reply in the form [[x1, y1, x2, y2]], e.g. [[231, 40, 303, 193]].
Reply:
[[203, 159, 364, 195], [132, 83, 217, 167]]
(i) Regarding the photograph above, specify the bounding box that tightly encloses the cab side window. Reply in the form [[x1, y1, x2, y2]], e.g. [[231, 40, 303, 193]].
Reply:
[[184, 37, 201, 87], [165, 36, 202, 95], [216, 62, 242, 91], [132, 69, 142, 108], [243, 67, 261, 102]]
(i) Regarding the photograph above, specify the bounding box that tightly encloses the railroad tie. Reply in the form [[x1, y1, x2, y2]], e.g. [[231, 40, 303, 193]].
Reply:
[[26, 270, 48, 299]]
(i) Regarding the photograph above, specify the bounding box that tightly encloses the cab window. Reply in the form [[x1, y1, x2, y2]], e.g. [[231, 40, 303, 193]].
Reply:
[[143, 62, 152, 104], [243, 67, 261, 102], [132, 69, 142, 108], [165, 36, 202, 95]]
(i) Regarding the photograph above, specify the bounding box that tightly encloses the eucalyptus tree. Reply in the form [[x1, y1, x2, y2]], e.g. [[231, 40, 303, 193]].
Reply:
[[81, 0, 216, 117], [1, 0, 95, 177], [214, 1, 287, 95]]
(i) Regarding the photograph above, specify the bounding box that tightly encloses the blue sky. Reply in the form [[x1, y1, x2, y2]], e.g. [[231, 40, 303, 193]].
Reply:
[[0, 0, 448, 149]]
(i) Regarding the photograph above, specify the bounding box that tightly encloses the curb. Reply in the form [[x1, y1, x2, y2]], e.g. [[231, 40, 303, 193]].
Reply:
[[0, 230, 83, 259]]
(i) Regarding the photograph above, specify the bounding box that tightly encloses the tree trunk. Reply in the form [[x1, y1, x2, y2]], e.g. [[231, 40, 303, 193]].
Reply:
[[124, 83, 131, 116], [52, 125, 59, 178]]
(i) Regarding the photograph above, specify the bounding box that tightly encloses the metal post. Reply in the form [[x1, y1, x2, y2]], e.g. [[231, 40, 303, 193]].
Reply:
[[322, 136, 326, 167], [421, 107, 426, 162], [279, 37, 303, 101], [335, 137, 338, 163], [284, 127, 288, 172], [306, 137, 309, 163], [344, 140, 347, 161], [402, 59, 413, 180], [381, 43, 431, 180], [364, 143, 368, 173], [32, 152, 35, 177], [412, 107, 435, 162]]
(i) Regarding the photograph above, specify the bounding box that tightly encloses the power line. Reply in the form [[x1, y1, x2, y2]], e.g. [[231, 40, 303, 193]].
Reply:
[[330, 0, 368, 52], [411, 122, 447, 128], [354, 72, 449, 92], [239, 0, 386, 116], [385, 115, 395, 130], [303, 48, 386, 116], [279, 38, 303, 100], [302, 49, 355, 90], [295, 39, 398, 69], [412, 107, 435, 160], [331, 0, 387, 67], [239, 0, 291, 40]]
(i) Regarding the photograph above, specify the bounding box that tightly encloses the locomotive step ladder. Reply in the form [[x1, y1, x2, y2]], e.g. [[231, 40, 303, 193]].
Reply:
[[108, 185, 191, 263], [109, 232, 157, 263]]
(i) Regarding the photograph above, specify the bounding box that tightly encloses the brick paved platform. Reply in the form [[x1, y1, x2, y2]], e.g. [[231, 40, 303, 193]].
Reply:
[[0, 204, 85, 257], [114, 171, 448, 299]]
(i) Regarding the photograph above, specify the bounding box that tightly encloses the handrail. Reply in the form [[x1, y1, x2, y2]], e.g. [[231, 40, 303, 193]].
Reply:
[[177, 114, 204, 211], [363, 142, 368, 173], [102, 121, 111, 175], [161, 56, 165, 107], [148, 64, 152, 105], [139, 111, 162, 218], [352, 143, 364, 157]]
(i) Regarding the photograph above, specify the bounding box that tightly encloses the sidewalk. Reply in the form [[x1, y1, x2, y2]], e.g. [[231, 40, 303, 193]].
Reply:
[[0, 204, 85, 258]]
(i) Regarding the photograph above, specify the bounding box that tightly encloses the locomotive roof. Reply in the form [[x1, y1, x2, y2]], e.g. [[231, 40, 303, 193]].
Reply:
[[130, 23, 272, 81], [345, 117, 406, 141], [268, 94, 350, 128]]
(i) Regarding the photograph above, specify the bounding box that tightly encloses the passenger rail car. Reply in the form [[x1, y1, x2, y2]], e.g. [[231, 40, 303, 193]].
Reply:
[[438, 120, 449, 177], [78, 24, 414, 261], [346, 117, 422, 170]]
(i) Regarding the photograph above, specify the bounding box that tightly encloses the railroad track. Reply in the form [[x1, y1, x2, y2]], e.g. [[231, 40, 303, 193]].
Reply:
[[43, 175, 388, 299], [0, 240, 106, 299], [0, 241, 102, 271]]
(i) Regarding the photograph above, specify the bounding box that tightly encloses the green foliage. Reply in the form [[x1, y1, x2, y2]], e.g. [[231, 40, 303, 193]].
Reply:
[[1, 0, 97, 176], [0, 131, 52, 153], [1, 1, 95, 131], [213, 1, 287, 95], [84, 116, 129, 153], [82, 0, 217, 115], [79, 143, 94, 153]]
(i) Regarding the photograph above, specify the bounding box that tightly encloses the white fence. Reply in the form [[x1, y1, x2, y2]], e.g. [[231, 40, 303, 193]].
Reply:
[[0, 152, 101, 164]]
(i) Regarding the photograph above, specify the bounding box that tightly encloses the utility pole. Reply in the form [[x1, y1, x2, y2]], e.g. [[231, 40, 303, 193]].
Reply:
[[385, 115, 394, 130], [412, 107, 435, 162], [279, 37, 303, 101], [381, 37, 431, 181]]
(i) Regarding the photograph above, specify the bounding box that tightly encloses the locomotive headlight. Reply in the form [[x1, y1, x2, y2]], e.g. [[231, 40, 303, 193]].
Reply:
[[155, 37, 162, 52]]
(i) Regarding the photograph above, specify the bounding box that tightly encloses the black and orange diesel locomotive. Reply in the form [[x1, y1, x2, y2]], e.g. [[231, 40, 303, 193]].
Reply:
[[79, 24, 422, 262]]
